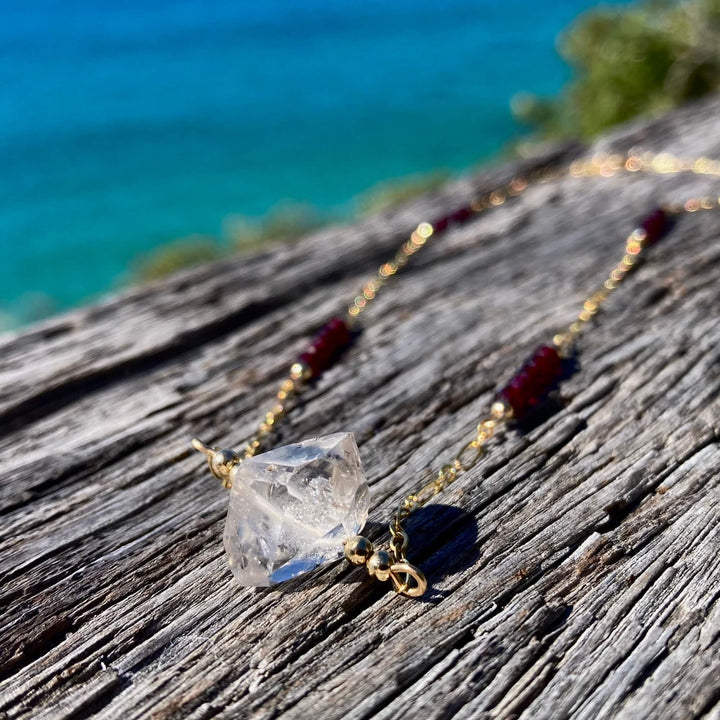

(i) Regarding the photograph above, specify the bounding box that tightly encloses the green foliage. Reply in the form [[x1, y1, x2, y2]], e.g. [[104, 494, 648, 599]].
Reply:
[[130, 176, 458, 284], [132, 236, 224, 283], [514, 0, 720, 139], [225, 202, 327, 251], [355, 171, 451, 216], [131, 204, 329, 284]]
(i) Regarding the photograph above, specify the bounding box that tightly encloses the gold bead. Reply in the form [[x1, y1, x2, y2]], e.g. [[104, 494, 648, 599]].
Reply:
[[344, 536, 374, 565], [489, 190, 505, 206], [417, 222, 433, 238], [367, 550, 392, 581], [290, 361, 311, 381], [210, 448, 239, 479], [491, 400, 509, 419]]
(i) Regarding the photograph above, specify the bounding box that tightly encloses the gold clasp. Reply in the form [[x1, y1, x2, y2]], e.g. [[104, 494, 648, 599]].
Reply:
[[344, 536, 428, 598], [389, 562, 427, 598]]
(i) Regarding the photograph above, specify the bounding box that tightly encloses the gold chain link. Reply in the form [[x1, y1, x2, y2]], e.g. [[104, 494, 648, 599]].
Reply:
[[553, 198, 720, 352], [393, 417, 500, 535]]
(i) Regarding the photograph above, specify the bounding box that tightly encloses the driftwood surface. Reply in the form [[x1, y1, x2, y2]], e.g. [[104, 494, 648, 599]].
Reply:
[[1, 97, 720, 720]]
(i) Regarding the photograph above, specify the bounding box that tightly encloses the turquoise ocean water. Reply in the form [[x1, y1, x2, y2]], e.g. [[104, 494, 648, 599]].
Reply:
[[1, 0, 622, 327]]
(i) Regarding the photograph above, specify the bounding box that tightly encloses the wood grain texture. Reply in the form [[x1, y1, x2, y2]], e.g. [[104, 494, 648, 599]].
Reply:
[[1, 97, 720, 720]]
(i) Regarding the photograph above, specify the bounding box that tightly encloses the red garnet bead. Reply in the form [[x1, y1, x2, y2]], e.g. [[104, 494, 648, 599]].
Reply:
[[324, 317, 351, 346], [431, 205, 474, 232], [449, 206, 473, 224], [528, 345, 561, 383], [297, 350, 323, 376], [501, 371, 532, 418], [433, 215, 449, 232], [641, 208, 668, 245], [498, 345, 562, 419], [297, 317, 352, 378]]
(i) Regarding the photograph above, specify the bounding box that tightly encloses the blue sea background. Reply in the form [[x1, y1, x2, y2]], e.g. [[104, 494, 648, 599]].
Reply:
[[0, 0, 625, 328]]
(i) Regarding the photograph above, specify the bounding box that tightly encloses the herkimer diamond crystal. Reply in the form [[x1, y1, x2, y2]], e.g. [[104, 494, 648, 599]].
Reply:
[[223, 432, 369, 585]]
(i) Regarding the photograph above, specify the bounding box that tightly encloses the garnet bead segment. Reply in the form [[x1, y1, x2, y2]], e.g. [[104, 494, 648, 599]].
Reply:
[[641, 208, 668, 245], [498, 345, 562, 419], [449, 206, 473, 224], [431, 204, 474, 233], [297, 317, 352, 377], [433, 216, 449, 232]]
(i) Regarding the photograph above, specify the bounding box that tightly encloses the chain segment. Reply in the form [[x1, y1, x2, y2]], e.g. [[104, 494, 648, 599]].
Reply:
[[192, 150, 720, 597], [237, 150, 720, 465]]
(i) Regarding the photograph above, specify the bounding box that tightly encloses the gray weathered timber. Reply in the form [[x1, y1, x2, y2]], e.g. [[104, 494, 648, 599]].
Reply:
[[1, 97, 720, 720]]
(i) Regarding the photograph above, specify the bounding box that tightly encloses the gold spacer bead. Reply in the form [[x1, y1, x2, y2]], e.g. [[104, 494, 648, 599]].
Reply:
[[210, 448, 239, 479], [290, 361, 311, 381], [367, 550, 393, 582], [417, 222, 433, 238], [489, 190, 506, 206], [344, 536, 374, 565], [491, 400, 508, 419]]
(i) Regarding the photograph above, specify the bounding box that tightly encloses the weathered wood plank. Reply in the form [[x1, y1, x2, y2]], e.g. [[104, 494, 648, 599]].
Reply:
[[1, 97, 720, 720]]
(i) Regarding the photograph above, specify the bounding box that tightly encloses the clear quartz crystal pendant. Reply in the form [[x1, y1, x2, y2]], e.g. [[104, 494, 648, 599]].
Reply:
[[221, 432, 370, 586]]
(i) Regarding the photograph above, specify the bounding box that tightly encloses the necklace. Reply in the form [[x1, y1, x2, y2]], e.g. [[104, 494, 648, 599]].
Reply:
[[191, 151, 720, 598]]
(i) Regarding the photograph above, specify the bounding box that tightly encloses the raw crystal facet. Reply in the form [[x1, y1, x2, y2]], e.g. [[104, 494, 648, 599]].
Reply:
[[223, 432, 370, 586]]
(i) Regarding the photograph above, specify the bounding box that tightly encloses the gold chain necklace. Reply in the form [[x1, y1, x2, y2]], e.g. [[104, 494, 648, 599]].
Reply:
[[192, 151, 720, 598]]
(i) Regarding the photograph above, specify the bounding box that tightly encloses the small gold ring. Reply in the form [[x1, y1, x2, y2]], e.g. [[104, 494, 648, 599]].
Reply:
[[389, 562, 427, 598]]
